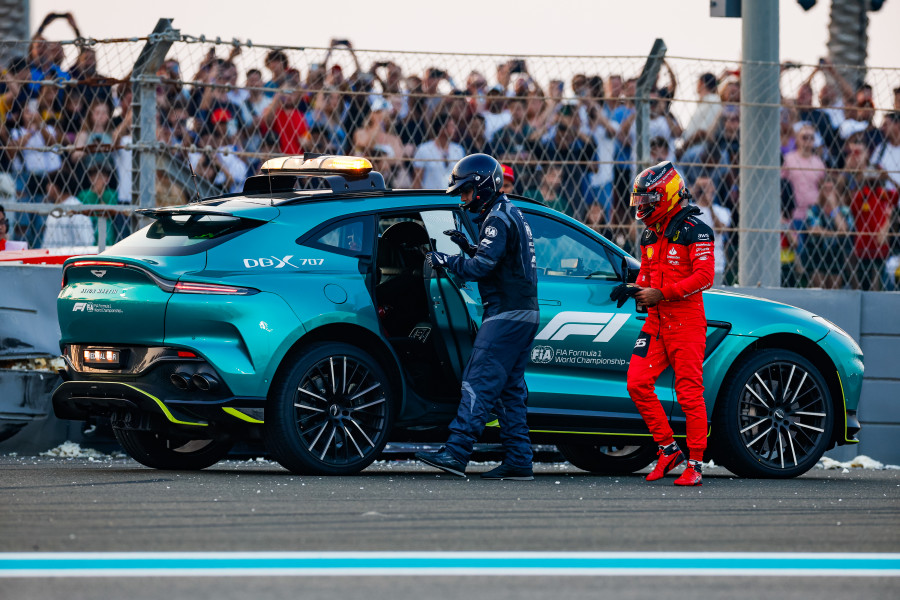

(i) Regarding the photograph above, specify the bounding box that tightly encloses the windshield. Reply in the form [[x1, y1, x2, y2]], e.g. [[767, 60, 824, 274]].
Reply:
[[112, 213, 262, 256]]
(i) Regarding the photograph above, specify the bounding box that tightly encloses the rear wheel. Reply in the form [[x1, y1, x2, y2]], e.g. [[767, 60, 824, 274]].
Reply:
[[112, 428, 233, 470], [265, 342, 394, 475], [713, 349, 833, 478], [556, 442, 657, 475]]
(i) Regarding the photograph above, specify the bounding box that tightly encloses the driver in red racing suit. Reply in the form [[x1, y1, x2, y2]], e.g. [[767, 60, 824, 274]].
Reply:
[[612, 161, 714, 486]]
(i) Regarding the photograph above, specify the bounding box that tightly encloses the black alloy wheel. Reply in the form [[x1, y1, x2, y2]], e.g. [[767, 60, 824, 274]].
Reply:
[[266, 342, 394, 475], [556, 442, 658, 475], [713, 349, 833, 478]]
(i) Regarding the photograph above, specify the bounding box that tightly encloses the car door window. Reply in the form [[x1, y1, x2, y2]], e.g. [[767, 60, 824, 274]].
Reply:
[[305, 216, 372, 256], [420, 209, 473, 255], [526, 212, 618, 280]]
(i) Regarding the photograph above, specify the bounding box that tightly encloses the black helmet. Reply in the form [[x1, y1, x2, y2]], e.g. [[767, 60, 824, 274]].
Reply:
[[447, 153, 504, 213]]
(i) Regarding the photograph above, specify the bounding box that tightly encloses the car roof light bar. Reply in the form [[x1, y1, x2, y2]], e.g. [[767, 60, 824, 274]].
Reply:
[[260, 154, 373, 175], [244, 154, 386, 195]]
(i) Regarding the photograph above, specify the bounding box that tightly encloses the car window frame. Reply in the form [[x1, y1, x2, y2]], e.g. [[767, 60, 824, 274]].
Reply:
[[373, 204, 472, 247], [521, 208, 631, 282], [297, 214, 375, 257]]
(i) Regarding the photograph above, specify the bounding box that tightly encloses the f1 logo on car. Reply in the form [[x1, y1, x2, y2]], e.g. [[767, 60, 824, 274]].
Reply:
[[535, 311, 630, 343], [72, 302, 87, 312]]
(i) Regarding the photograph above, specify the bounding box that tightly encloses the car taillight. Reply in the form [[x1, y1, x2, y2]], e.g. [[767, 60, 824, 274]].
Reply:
[[174, 281, 258, 295], [69, 260, 127, 268], [63, 260, 128, 288]]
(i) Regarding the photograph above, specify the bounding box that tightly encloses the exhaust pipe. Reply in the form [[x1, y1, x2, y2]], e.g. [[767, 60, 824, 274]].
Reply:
[[170, 372, 192, 390], [191, 373, 218, 392]]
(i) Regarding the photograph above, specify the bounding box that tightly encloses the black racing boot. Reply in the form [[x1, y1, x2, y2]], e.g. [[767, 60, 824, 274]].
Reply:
[[480, 463, 534, 481], [415, 448, 467, 477]]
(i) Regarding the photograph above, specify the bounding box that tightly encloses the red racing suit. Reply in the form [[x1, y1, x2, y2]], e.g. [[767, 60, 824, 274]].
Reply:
[[626, 205, 715, 460]]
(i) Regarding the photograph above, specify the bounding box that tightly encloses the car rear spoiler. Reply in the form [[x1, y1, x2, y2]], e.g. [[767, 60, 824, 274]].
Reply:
[[134, 207, 273, 222]]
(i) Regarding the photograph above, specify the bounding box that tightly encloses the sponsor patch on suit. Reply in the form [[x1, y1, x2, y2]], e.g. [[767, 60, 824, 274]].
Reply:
[[632, 331, 651, 358]]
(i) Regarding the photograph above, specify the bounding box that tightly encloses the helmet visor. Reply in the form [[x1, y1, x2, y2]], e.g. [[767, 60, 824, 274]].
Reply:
[[447, 174, 475, 196], [630, 191, 663, 207], [453, 182, 475, 198]]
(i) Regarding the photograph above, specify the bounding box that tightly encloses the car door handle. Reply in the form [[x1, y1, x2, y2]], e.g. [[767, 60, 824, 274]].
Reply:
[[538, 299, 561, 306]]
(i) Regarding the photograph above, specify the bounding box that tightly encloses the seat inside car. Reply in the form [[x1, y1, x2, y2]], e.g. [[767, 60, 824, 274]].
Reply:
[[375, 221, 431, 337]]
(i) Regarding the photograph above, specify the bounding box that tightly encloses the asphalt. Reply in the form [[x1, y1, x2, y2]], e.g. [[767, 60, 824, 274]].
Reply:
[[1, 455, 898, 599]]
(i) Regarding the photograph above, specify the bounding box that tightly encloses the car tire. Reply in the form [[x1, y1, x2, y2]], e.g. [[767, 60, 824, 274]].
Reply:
[[112, 429, 234, 470], [713, 349, 833, 478], [265, 342, 394, 475], [556, 442, 658, 474]]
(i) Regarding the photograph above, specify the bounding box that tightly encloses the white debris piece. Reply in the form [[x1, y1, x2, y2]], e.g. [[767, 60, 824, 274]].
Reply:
[[40, 441, 107, 459], [817, 455, 894, 470]]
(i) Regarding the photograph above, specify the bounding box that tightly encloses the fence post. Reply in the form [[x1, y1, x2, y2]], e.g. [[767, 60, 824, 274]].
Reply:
[[97, 216, 108, 252], [131, 19, 179, 211], [827, 0, 869, 89], [634, 39, 667, 171], [739, 0, 780, 287], [0, 1, 29, 66]]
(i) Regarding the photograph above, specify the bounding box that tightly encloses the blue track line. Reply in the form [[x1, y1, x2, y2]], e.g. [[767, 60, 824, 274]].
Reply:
[[1, 552, 899, 578]]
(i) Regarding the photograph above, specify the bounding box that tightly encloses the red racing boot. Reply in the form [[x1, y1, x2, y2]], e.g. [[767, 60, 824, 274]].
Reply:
[[674, 460, 703, 486], [646, 442, 685, 481]]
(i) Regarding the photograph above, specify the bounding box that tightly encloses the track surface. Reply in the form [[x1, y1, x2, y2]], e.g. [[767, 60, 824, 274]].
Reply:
[[1, 456, 898, 599]]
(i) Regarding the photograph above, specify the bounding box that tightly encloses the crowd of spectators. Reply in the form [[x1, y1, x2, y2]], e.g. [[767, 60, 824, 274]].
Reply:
[[1, 14, 899, 289]]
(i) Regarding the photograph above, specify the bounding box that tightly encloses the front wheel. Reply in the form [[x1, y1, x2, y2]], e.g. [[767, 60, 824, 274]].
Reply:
[[265, 342, 394, 475], [712, 349, 834, 478], [556, 442, 658, 474], [112, 429, 234, 470]]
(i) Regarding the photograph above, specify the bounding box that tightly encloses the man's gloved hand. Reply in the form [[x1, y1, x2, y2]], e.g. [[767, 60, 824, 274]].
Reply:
[[425, 251, 450, 269], [443, 229, 477, 257], [609, 283, 641, 308]]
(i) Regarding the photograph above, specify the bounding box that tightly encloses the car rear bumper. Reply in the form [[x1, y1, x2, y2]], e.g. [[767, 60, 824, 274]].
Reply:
[[52, 380, 266, 428]]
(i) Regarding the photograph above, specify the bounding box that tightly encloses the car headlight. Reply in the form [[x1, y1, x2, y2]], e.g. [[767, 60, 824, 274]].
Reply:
[[812, 315, 856, 342]]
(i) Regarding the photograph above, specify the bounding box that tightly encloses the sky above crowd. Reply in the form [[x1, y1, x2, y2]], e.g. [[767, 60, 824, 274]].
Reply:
[[30, 0, 900, 69]]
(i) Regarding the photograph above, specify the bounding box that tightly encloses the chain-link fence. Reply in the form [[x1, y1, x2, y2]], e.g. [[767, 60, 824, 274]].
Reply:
[[1, 27, 898, 289]]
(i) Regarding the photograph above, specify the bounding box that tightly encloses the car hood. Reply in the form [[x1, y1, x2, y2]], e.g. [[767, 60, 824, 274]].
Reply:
[[703, 289, 830, 341]]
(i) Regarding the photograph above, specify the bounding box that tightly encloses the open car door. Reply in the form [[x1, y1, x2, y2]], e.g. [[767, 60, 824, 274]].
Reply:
[[420, 210, 481, 383]]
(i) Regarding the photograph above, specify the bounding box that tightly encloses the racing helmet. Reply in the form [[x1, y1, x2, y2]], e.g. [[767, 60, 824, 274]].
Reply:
[[630, 161, 689, 226], [447, 153, 504, 213]]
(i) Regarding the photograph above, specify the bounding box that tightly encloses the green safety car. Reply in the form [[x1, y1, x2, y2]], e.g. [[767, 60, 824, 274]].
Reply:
[[52, 154, 863, 478]]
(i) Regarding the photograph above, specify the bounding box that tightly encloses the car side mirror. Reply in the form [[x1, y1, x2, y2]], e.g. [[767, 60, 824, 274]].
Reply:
[[620, 256, 639, 283]]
